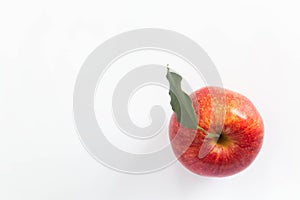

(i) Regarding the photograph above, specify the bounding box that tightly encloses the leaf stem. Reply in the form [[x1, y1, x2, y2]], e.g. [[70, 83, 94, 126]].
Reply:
[[197, 126, 220, 138], [197, 126, 209, 134]]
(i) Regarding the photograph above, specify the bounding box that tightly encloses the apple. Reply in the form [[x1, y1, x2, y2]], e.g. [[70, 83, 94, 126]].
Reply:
[[169, 86, 264, 177]]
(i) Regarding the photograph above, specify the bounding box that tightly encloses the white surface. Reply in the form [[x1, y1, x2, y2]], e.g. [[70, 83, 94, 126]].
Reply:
[[0, 0, 298, 199]]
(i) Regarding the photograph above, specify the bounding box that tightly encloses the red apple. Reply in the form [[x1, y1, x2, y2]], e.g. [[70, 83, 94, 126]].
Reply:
[[169, 87, 264, 177]]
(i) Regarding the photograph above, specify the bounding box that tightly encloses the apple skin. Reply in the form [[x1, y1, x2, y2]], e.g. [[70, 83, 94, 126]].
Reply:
[[169, 87, 264, 177]]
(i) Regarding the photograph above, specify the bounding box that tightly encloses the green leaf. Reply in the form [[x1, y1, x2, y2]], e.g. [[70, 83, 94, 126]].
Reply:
[[166, 67, 198, 129]]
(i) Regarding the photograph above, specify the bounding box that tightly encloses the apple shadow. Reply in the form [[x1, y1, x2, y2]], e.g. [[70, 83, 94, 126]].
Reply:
[[106, 142, 218, 200]]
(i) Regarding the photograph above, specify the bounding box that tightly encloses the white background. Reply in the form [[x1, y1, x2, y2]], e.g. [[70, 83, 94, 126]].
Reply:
[[0, 0, 299, 199]]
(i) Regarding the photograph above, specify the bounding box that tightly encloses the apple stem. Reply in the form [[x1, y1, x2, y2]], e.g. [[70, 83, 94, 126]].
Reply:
[[197, 126, 220, 138]]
